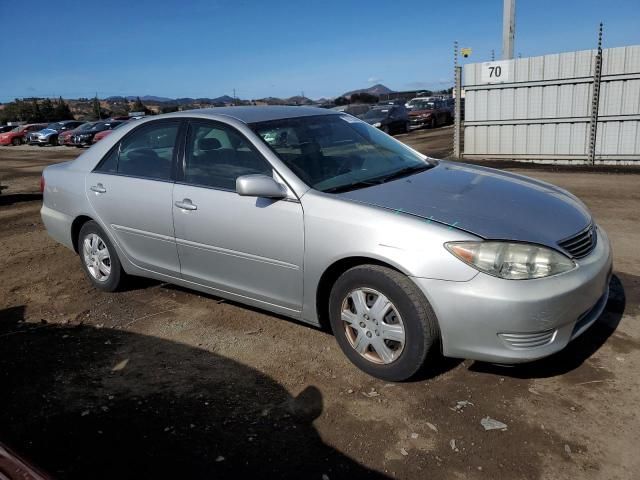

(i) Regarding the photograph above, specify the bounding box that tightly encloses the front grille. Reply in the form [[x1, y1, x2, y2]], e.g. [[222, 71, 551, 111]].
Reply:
[[558, 224, 597, 259], [499, 329, 556, 349]]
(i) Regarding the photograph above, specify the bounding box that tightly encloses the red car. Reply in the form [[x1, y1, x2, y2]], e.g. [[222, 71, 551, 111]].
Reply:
[[0, 124, 47, 146], [92, 120, 129, 143]]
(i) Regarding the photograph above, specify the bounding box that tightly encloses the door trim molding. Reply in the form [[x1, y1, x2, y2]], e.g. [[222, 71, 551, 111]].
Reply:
[[176, 237, 300, 270]]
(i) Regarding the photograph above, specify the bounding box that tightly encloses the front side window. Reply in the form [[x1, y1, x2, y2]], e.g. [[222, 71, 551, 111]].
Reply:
[[183, 121, 272, 190], [96, 121, 179, 180], [251, 114, 432, 193]]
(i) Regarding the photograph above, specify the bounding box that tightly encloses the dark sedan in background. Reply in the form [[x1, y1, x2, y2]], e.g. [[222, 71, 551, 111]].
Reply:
[[71, 121, 124, 147], [361, 105, 409, 135]]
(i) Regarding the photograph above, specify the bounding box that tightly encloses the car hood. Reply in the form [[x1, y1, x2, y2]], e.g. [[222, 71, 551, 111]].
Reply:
[[335, 161, 592, 248]]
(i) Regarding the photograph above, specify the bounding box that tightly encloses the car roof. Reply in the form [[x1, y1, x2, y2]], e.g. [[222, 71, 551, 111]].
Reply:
[[168, 106, 338, 124]]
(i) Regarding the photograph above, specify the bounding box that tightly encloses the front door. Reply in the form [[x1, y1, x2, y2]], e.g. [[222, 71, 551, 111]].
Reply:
[[172, 120, 304, 314], [86, 120, 182, 276]]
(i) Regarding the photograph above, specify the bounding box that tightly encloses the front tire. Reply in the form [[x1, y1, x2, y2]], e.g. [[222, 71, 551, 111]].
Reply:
[[329, 265, 440, 381], [78, 221, 124, 292], [11, 137, 21, 146]]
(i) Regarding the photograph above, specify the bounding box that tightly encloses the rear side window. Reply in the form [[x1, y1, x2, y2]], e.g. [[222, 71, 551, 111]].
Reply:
[[95, 121, 180, 180]]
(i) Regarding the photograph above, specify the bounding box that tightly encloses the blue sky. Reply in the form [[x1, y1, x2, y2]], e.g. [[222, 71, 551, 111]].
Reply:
[[1, 0, 638, 101]]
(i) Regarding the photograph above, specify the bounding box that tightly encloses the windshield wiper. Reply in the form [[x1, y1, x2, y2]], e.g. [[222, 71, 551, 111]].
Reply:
[[323, 179, 381, 194], [376, 164, 432, 184]]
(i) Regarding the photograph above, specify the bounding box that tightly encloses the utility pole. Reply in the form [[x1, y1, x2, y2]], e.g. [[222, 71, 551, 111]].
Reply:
[[588, 23, 604, 165], [453, 41, 462, 159], [491, 49, 495, 61], [502, 0, 515, 60], [233, 88, 237, 106]]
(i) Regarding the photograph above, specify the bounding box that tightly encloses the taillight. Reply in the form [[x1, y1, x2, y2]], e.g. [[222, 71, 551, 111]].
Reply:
[[40, 175, 45, 193]]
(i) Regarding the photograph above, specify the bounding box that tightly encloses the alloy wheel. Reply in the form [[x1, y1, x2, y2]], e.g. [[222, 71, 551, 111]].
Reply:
[[82, 233, 111, 282], [341, 288, 405, 364]]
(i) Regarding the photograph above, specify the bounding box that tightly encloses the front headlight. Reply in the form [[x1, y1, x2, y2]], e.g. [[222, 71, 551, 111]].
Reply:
[[373, 122, 382, 128], [445, 241, 576, 280]]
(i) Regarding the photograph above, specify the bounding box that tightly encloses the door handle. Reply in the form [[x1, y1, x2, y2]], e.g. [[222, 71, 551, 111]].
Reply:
[[174, 199, 197, 211], [90, 183, 106, 193]]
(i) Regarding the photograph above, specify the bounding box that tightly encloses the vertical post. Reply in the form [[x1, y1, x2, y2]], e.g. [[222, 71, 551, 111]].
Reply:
[[588, 23, 603, 165], [502, 0, 515, 60], [454, 66, 462, 159]]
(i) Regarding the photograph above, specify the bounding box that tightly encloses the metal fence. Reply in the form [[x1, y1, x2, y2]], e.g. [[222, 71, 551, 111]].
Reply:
[[461, 45, 640, 163]]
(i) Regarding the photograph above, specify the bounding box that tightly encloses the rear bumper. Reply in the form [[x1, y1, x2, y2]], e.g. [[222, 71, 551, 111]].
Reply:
[[412, 226, 613, 363], [41, 205, 74, 251]]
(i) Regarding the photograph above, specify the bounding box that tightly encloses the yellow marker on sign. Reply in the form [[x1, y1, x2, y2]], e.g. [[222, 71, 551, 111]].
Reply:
[[461, 48, 472, 58]]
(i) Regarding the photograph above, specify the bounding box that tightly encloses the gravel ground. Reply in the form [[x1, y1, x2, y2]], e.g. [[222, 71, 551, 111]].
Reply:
[[1, 130, 639, 479]]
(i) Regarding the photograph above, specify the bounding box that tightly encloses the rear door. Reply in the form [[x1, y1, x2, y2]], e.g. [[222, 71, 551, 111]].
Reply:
[[172, 119, 304, 314], [86, 119, 183, 276]]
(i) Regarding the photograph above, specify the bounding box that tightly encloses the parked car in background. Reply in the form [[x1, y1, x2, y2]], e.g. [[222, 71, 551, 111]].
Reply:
[[92, 120, 129, 143], [343, 104, 372, 118], [71, 121, 125, 147], [40, 106, 612, 382], [405, 96, 435, 110], [0, 125, 17, 134], [59, 122, 94, 146], [361, 105, 409, 134], [27, 120, 84, 146], [0, 124, 47, 146], [408, 99, 452, 130]]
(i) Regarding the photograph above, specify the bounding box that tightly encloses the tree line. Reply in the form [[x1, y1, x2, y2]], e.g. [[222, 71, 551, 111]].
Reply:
[[0, 96, 156, 124], [0, 97, 74, 124]]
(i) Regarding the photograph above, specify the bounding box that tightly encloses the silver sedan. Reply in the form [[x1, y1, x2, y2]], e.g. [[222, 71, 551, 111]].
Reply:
[[41, 107, 612, 381]]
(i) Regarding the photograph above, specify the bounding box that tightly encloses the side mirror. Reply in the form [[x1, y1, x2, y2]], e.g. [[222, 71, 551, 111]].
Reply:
[[236, 174, 287, 199]]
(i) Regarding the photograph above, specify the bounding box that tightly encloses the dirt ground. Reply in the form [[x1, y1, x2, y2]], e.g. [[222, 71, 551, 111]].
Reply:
[[1, 128, 639, 480]]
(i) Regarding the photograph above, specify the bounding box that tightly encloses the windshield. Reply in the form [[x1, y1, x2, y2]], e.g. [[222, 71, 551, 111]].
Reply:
[[11, 126, 25, 133], [410, 101, 435, 110], [362, 108, 390, 120], [251, 114, 431, 193]]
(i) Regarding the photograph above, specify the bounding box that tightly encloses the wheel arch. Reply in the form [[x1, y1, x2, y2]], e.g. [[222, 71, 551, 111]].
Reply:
[[71, 215, 94, 253], [315, 256, 408, 330]]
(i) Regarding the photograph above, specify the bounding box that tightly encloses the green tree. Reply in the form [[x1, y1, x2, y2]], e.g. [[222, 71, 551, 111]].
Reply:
[[92, 96, 102, 120], [53, 97, 74, 121], [40, 98, 55, 121], [351, 92, 379, 104], [132, 96, 146, 112], [28, 99, 44, 122], [334, 96, 349, 106]]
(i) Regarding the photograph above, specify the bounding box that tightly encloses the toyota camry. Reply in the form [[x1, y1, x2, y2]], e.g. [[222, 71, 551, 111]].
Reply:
[[41, 107, 612, 381]]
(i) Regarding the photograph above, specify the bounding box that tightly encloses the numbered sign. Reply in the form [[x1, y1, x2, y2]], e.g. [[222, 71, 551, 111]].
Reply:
[[480, 61, 511, 84]]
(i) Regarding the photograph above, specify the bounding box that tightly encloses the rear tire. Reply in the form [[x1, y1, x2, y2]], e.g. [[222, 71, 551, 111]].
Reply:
[[403, 121, 410, 133], [329, 265, 440, 381], [78, 221, 124, 292], [49, 135, 58, 146]]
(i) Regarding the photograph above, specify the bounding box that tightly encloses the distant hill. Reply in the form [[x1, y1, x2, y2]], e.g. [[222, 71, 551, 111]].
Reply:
[[106, 95, 236, 105], [341, 83, 394, 98]]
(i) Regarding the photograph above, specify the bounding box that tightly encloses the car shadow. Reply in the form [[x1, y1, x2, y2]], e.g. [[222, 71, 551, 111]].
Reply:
[[469, 274, 630, 379], [0, 305, 389, 480], [138, 283, 464, 382], [0, 193, 42, 206]]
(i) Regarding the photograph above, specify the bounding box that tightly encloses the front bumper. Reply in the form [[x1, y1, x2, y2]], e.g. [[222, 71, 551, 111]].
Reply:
[[412, 227, 613, 363], [29, 137, 51, 145], [409, 117, 431, 129]]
